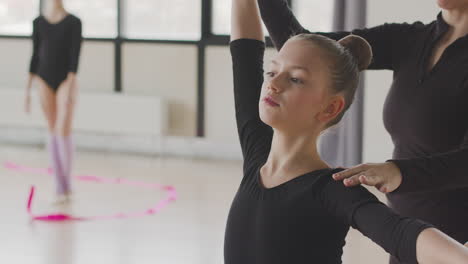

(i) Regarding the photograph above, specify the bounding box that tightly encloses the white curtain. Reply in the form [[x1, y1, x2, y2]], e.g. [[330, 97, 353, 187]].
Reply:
[[319, 0, 367, 167]]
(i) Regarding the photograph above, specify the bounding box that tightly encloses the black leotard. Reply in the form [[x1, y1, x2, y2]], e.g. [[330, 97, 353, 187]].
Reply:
[[224, 38, 432, 264], [29, 14, 82, 92]]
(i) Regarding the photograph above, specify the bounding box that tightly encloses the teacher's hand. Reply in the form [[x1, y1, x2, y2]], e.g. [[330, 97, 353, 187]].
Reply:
[[332, 162, 402, 193]]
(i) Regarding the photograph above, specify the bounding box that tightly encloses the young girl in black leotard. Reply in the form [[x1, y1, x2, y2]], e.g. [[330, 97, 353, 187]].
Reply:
[[224, 0, 468, 263], [257, 2, 468, 261], [26, 0, 82, 203]]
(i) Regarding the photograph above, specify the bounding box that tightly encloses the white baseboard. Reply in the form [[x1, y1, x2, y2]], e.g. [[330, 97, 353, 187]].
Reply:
[[0, 89, 242, 160], [0, 89, 167, 136]]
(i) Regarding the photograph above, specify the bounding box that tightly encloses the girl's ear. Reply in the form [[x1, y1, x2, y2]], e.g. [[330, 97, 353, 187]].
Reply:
[[317, 95, 345, 123]]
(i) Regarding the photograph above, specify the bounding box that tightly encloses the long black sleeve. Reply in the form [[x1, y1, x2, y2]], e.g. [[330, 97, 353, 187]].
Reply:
[[319, 177, 432, 263], [68, 18, 82, 73], [352, 202, 432, 263], [230, 39, 273, 168], [29, 18, 40, 74], [257, 0, 423, 70], [388, 129, 468, 193]]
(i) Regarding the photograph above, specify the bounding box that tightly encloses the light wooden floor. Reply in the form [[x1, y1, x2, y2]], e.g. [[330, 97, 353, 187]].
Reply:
[[0, 144, 388, 264]]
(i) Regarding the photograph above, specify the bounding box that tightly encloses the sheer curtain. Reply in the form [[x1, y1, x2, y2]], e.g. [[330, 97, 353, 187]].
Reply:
[[319, 0, 367, 167]]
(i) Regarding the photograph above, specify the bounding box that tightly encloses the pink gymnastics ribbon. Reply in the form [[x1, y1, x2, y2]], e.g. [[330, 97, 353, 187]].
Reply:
[[5, 161, 177, 222]]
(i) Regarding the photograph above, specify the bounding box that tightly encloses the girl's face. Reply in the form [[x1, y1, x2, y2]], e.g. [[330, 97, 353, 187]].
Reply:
[[44, 0, 62, 9], [437, 0, 468, 10], [259, 38, 345, 134]]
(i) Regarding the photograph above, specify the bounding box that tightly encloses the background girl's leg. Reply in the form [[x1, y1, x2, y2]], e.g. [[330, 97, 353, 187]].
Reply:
[[56, 80, 78, 195], [37, 79, 65, 195]]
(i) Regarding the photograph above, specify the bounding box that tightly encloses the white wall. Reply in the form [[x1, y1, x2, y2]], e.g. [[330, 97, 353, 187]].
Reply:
[[204, 46, 236, 143], [0, 39, 31, 89], [204, 46, 277, 145], [122, 43, 198, 137], [363, 1, 440, 162], [0, 40, 199, 140], [79, 42, 115, 93]]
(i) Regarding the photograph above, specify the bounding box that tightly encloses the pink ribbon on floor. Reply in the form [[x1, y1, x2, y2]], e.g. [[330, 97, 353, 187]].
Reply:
[[5, 161, 177, 222]]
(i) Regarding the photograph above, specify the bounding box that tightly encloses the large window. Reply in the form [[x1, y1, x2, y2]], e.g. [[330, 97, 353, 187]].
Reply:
[[124, 0, 201, 40], [212, 0, 269, 36], [293, 0, 334, 32], [0, 0, 40, 35], [65, 0, 117, 38], [0, 0, 334, 40], [212, 0, 230, 35], [0, 0, 337, 136], [212, 0, 333, 36]]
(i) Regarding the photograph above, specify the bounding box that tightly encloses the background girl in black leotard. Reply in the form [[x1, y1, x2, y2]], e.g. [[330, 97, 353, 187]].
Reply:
[[224, 0, 468, 263], [26, 0, 82, 203]]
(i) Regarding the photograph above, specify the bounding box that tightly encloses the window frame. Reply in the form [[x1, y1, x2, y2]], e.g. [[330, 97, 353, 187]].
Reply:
[[0, 0, 294, 137]]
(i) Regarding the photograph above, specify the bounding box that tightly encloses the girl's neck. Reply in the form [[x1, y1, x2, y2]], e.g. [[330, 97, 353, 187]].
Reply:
[[263, 130, 329, 178], [44, 1, 66, 16], [441, 8, 468, 40]]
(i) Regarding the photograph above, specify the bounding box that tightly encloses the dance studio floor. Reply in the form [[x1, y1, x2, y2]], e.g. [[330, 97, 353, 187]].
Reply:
[[0, 144, 388, 264]]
